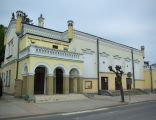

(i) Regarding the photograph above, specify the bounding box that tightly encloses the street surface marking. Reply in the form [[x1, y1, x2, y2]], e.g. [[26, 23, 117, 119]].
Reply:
[[61, 108, 109, 116]]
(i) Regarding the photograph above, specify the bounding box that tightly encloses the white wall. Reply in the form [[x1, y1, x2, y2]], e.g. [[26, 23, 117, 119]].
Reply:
[[99, 56, 110, 72]]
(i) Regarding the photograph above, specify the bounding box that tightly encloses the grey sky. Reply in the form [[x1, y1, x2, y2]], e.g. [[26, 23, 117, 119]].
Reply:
[[0, 0, 156, 63]]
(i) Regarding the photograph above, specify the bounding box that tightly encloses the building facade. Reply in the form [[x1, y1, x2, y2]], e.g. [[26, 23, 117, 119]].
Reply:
[[144, 62, 156, 92], [0, 11, 146, 97]]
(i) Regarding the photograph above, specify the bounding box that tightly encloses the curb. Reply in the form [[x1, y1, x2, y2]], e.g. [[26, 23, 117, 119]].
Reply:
[[0, 100, 156, 120]]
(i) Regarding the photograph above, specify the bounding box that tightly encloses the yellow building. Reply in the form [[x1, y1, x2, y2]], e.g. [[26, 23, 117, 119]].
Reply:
[[0, 11, 147, 98], [144, 62, 156, 92]]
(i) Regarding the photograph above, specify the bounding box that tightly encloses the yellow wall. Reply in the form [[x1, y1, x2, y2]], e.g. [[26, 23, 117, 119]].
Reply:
[[18, 56, 83, 78], [19, 36, 27, 51], [83, 79, 97, 93], [16, 16, 22, 35], [68, 26, 73, 41], [144, 69, 156, 90], [135, 80, 144, 89], [153, 70, 156, 90], [18, 58, 30, 79], [19, 34, 69, 51], [144, 69, 151, 89], [18, 56, 101, 93], [99, 73, 129, 90]]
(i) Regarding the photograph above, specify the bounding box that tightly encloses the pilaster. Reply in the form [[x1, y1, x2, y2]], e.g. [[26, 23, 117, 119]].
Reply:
[[26, 75, 34, 97], [63, 76, 69, 94], [46, 76, 54, 95], [22, 76, 27, 96]]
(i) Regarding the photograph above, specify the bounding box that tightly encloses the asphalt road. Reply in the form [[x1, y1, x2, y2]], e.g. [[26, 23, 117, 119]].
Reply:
[[16, 101, 156, 120]]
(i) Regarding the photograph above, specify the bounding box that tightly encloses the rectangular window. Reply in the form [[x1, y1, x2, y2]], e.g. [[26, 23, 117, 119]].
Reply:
[[4, 73, 5, 86], [53, 45, 58, 49], [85, 81, 92, 89], [7, 39, 13, 59], [2, 73, 4, 81], [64, 48, 68, 51], [101, 77, 108, 90], [8, 70, 11, 87], [6, 71, 8, 87]]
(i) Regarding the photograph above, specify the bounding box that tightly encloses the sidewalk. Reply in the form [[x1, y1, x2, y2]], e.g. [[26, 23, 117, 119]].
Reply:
[[0, 94, 156, 119]]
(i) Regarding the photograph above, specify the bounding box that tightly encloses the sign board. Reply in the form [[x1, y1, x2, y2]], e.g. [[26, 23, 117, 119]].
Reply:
[[127, 78, 132, 85], [127, 72, 132, 78]]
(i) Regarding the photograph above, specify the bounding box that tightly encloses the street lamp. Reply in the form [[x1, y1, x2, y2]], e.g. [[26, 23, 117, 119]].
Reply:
[[108, 65, 125, 102]]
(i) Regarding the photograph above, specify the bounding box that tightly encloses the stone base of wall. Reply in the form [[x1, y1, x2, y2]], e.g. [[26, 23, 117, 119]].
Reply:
[[34, 94, 88, 103]]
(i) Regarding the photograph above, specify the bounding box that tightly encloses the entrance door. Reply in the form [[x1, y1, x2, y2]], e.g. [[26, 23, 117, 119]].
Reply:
[[56, 68, 63, 94], [101, 77, 108, 90], [34, 67, 45, 94], [115, 77, 120, 90]]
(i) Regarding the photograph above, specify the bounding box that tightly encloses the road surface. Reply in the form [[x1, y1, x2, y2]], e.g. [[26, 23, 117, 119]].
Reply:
[[15, 101, 156, 120]]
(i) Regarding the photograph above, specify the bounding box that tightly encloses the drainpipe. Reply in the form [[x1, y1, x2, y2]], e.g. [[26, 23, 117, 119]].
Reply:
[[131, 49, 135, 89], [16, 36, 20, 80], [150, 65, 153, 93], [97, 39, 100, 95]]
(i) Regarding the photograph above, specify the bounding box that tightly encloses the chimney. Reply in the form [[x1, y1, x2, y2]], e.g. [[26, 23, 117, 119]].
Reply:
[[38, 14, 44, 27], [67, 20, 74, 42], [141, 46, 145, 59], [16, 10, 24, 36]]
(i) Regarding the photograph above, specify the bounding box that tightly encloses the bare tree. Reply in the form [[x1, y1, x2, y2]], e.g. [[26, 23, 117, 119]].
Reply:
[[108, 65, 125, 102]]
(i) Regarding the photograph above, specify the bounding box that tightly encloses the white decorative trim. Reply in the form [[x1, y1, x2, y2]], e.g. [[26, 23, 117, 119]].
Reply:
[[99, 52, 109, 57], [124, 57, 131, 62], [23, 24, 68, 42], [74, 30, 141, 54], [32, 62, 52, 75], [134, 59, 140, 63], [53, 64, 68, 75], [68, 65, 82, 76], [22, 64, 28, 74], [113, 55, 122, 60], [82, 48, 95, 54], [22, 73, 34, 76], [19, 45, 84, 62]]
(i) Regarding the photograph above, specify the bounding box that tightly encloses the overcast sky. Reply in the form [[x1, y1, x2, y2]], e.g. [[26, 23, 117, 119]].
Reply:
[[0, 0, 156, 64]]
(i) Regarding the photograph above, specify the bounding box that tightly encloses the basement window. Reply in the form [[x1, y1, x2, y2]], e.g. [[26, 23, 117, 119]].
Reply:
[[53, 45, 58, 49], [64, 48, 68, 51]]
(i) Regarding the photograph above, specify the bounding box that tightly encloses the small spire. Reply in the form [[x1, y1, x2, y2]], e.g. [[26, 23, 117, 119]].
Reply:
[[38, 14, 44, 27], [11, 12, 15, 20]]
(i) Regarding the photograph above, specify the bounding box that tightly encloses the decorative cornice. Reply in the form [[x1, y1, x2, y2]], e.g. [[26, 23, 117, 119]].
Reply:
[[99, 52, 109, 57], [22, 24, 68, 42], [124, 57, 131, 62], [113, 55, 122, 60], [81, 48, 95, 54], [134, 59, 140, 63], [74, 30, 141, 53]]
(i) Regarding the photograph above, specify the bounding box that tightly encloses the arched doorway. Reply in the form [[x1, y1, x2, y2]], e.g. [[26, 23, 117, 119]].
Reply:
[[55, 68, 64, 94], [69, 68, 79, 93], [34, 66, 46, 94]]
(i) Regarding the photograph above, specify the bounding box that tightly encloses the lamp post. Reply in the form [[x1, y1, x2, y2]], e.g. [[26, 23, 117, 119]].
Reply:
[[108, 65, 125, 102]]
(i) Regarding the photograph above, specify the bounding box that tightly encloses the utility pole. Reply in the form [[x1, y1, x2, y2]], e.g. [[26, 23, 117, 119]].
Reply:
[[131, 49, 135, 89], [97, 39, 100, 95]]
